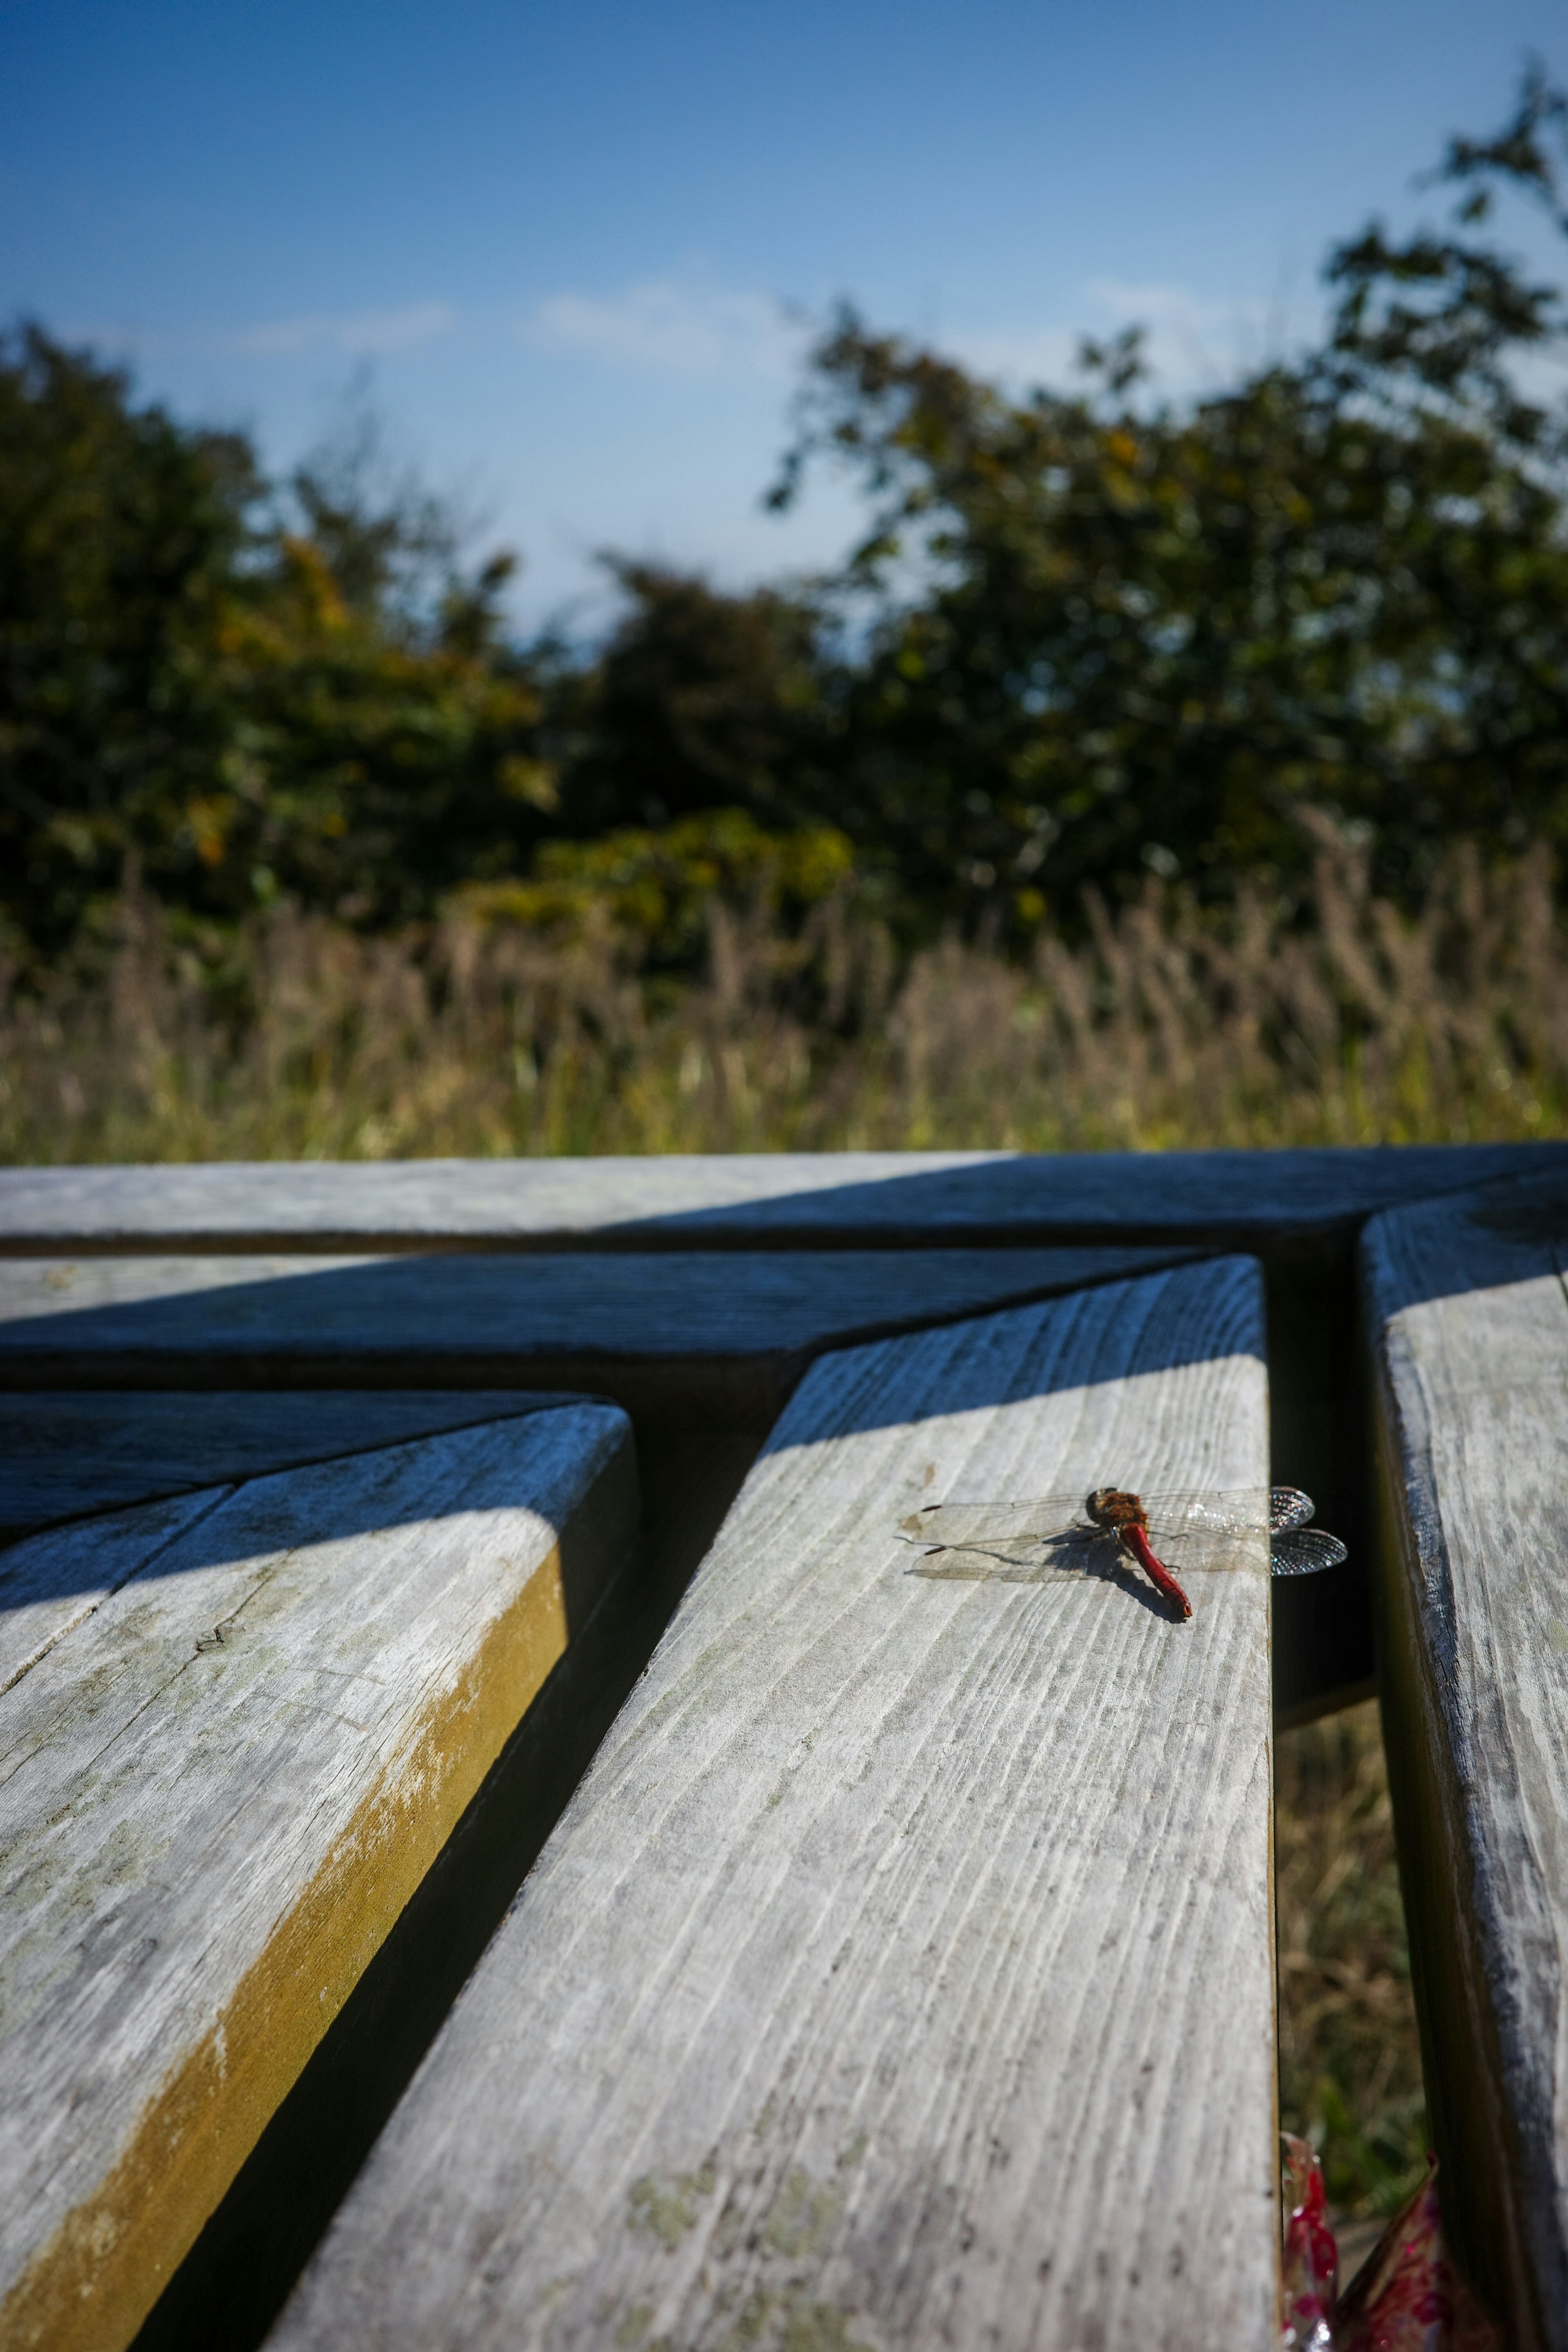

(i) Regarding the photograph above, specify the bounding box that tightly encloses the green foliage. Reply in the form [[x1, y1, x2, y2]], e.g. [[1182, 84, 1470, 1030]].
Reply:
[[548, 562, 839, 838], [202, 534, 549, 928], [0, 327, 258, 949], [0, 331, 554, 952], [768, 68, 1568, 929], [457, 807, 854, 970]]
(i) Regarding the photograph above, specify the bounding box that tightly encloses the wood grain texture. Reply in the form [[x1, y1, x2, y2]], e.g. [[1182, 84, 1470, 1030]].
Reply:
[[125, 1423, 766, 2352], [0, 1143, 1561, 1254], [0, 1249, 1200, 1423], [0, 1405, 639, 2352], [0, 1390, 583, 1539], [0, 1486, 228, 1694], [270, 1255, 1278, 2352], [1363, 1166, 1568, 2350]]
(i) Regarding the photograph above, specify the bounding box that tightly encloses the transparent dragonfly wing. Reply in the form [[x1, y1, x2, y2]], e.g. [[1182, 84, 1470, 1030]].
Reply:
[[1139, 1489, 1322, 1541], [1270, 1526, 1348, 1576], [896, 1495, 1104, 1548], [900, 1487, 1342, 1580]]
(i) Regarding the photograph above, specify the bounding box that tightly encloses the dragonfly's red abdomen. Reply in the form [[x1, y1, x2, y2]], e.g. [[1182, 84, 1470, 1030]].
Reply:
[[1120, 1521, 1194, 1621]]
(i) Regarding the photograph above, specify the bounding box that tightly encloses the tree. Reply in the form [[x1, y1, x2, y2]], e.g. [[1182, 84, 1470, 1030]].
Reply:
[[0, 330, 554, 950], [548, 561, 839, 839], [770, 66, 1568, 929], [6, 69, 1568, 958], [0, 327, 259, 949]]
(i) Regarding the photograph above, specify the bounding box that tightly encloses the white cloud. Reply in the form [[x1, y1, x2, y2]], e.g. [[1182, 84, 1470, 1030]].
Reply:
[[940, 281, 1320, 401], [228, 302, 457, 356], [1082, 281, 1239, 381], [1086, 278, 1316, 381], [521, 272, 1296, 400], [941, 325, 1083, 388], [527, 278, 807, 380]]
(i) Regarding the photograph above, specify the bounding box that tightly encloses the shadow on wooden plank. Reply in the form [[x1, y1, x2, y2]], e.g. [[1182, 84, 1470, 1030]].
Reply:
[[129, 1259, 1282, 2351], [0, 1250, 1207, 1466], [33, 1229, 1385, 2352], [0, 1391, 587, 1544], [9, 1147, 1559, 1735], [0, 1412, 624, 1642], [126, 1412, 764, 2352], [1267, 1158, 1568, 1724]]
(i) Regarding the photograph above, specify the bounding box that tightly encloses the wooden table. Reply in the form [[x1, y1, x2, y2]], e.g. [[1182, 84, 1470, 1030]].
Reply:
[[0, 1143, 1562, 2352]]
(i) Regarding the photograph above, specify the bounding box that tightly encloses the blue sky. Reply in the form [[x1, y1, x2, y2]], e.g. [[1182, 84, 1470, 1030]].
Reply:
[[2, 0, 1563, 630]]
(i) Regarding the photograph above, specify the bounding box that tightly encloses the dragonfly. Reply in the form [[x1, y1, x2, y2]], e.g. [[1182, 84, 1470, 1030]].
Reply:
[[896, 1486, 1347, 1622]]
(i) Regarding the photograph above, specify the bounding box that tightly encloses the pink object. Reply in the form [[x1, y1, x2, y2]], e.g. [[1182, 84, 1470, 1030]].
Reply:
[[1336, 2165, 1501, 2352], [1280, 2145, 1502, 2352], [1283, 2135, 1338, 2352]]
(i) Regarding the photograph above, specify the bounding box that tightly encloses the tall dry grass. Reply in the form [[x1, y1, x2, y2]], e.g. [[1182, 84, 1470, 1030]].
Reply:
[[2, 827, 1564, 1163]]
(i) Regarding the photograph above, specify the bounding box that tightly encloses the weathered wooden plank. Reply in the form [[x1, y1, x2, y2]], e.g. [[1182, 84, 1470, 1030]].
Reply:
[[0, 1247, 1201, 1427], [1, 1142, 1562, 1253], [0, 1485, 229, 1695], [1363, 1167, 1568, 2349], [271, 1255, 1278, 2352], [0, 1390, 582, 1540], [0, 1205, 1392, 1719], [0, 1405, 639, 2352], [136, 1423, 766, 2352]]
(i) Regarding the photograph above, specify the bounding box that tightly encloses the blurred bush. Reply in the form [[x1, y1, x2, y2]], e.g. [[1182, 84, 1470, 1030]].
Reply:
[[456, 809, 856, 975]]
